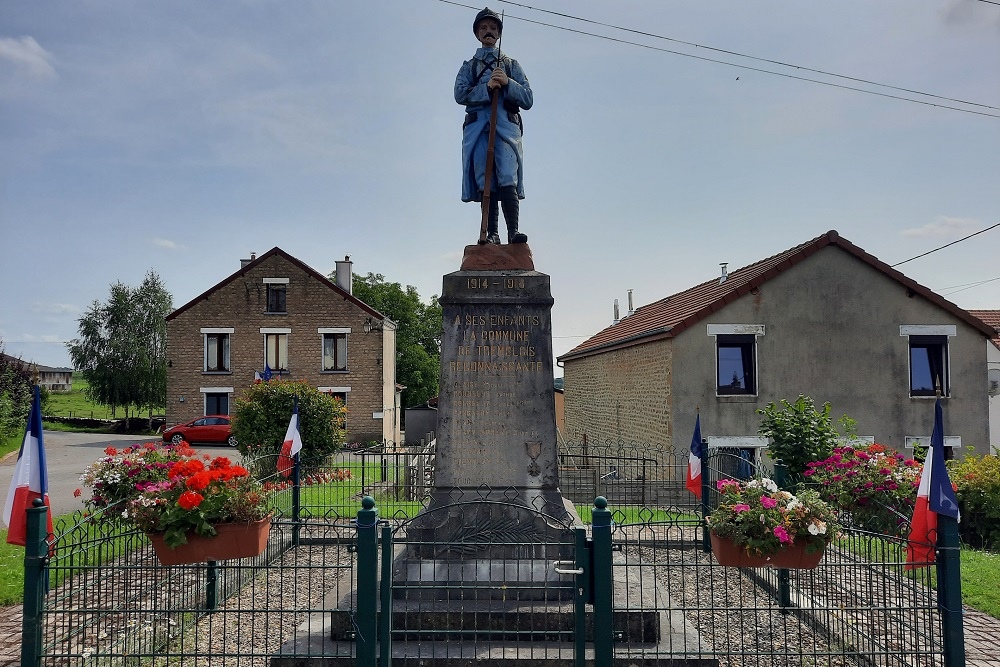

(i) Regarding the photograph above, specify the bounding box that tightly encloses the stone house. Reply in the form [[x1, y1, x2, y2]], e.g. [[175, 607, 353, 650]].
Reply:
[[558, 230, 995, 461], [165, 248, 400, 445]]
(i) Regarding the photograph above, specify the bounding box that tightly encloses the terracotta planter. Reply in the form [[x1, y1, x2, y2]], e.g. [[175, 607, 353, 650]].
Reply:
[[710, 531, 824, 569], [148, 518, 271, 566]]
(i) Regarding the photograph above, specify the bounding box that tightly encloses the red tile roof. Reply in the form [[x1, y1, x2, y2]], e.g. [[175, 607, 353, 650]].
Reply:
[[968, 310, 1000, 349], [559, 230, 996, 362]]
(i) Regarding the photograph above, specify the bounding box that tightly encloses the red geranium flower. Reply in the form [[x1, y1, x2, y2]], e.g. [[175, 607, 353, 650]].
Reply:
[[177, 491, 204, 510]]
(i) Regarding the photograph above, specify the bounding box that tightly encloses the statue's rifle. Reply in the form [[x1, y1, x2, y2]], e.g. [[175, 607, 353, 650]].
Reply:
[[478, 15, 503, 245]]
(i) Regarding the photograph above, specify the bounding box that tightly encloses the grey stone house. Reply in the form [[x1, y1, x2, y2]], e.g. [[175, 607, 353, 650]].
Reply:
[[165, 248, 400, 444], [558, 230, 995, 458]]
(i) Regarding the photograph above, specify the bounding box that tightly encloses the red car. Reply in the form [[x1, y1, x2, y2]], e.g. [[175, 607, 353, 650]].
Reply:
[[162, 415, 237, 447]]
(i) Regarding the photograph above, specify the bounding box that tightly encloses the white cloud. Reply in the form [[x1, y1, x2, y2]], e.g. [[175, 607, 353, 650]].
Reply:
[[29, 302, 79, 316], [900, 216, 981, 238], [152, 238, 184, 250], [0, 36, 56, 79], [7, 333, 66, 344]]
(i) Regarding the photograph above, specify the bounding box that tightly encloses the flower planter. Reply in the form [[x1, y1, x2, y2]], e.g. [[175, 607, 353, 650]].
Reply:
[[148, 518, 271, 566], [710, 531, 824, 569]]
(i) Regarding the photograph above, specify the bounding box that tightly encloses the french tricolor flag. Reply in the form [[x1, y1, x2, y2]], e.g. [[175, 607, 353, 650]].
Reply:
[[905, 399, 961, 569], [685, 414, 703, 499], [3, 386, 54, 546], [277, 401, 303, 479]]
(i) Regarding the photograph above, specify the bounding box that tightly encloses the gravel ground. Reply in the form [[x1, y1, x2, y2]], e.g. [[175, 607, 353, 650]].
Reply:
[[3, 525, 999, 666]]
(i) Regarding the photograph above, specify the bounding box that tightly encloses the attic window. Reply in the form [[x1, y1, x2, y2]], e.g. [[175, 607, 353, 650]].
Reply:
[[708, 324, 764, 397], [901, 325, 955, 398]]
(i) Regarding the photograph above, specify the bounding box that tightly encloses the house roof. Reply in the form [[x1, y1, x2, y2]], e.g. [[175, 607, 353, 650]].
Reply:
[[167, 247, 387, 322], [559, 230, 997, 362], [968, 310, 1000, 350], [0, 353, 72, 373]]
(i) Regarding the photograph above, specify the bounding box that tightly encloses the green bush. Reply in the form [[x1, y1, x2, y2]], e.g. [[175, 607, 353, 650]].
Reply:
[[948, 454, 1000, 550], [231, 380, 346, 477], [757, 395, 852, 489]]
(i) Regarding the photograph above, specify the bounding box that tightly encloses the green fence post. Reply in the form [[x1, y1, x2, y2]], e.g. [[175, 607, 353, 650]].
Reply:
[[378, 522, 393, 667], [700, 439, 711, 553], [292, 453, 301, 547], [356, 496, 379, 667], [936, 515, 965, 667], [21, 498, 48, 667], [591, 496, 613, 667], [205, 561, 219, 610]]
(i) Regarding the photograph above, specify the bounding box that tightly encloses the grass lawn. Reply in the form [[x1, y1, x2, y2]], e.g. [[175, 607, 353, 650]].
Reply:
[[0, 431, 21, 460], [45, 375, 115, 420]]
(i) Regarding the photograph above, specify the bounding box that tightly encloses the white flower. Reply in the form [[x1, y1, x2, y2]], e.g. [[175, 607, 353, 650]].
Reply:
[[808, 520, 827, 535], [786, 498, 802, 511], [761, 478, 778, 493]]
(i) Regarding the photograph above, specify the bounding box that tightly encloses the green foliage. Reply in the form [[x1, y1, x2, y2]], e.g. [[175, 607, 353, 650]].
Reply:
[[707, 477, 841, 556], [805, 443, 921, 536], [348, 272, 442, 409], [0, 340, 33, 442], [67, 271, 172, 419], [949, 454, 1000, 550], [232, 380, 346, 476], [757, 395, 849, 487]]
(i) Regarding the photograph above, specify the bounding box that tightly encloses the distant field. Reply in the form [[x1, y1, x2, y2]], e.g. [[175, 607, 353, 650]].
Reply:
[[46, 374, 114, 420]]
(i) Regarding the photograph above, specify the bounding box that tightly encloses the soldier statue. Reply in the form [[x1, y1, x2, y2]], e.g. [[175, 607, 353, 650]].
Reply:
[[455, 7, 533, 245]]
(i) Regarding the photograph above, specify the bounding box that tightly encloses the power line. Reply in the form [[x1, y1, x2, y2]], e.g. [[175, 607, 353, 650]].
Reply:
[[439, 0, 1000, 119], [940, 275, 1000, 297], [891, 222, 1000, 267], [496, 0, 999, 112]]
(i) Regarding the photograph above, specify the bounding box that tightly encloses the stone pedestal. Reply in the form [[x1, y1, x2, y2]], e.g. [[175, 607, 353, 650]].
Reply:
[[396, 245, 580, 600]]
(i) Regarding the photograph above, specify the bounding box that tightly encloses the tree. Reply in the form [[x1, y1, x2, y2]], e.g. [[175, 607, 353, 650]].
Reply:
[[0, 340, 33, 442], [342, 272, 443, 410], [231, 379, 346, 476], [67, 271, 173, 420]]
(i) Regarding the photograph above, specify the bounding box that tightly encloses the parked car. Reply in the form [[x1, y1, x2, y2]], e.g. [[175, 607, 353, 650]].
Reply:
[[162, 415, 237, 447]]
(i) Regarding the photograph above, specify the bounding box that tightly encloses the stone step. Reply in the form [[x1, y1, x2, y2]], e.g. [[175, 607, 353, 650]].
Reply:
[[330, 608, 659, 642]]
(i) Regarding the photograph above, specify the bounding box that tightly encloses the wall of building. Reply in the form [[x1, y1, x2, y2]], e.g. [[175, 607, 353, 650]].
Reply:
[[166, 253, 391, 443], [562, 337, 673, 449], [988, 341, 999, 454], [670, 245, 990, 455]]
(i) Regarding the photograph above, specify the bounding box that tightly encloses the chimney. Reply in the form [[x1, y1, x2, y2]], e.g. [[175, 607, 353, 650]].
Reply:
[[627, 289, 634, 317], [613, 299, 620, 324], [335, 255, 353, 294], [719, 262, 728, 284], [240, 252, 257, 269]]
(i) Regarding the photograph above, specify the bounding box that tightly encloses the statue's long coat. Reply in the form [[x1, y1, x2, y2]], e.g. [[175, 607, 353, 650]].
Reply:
[[455, 48, 533, 202]]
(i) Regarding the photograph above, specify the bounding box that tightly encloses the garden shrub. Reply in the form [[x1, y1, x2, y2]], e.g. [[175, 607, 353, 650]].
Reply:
[[805, 443, 921, 536], [757, 395, 852, 488], [948, 454, 1000, 550], [231, 380, 346, 477]]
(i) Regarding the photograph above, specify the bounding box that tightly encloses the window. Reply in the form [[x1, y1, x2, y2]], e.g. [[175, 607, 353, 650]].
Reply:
[[716, 335, 757, 395], [205, 392, 230, 415], [265, 333, 289, 371], [901, 325, 955, 397], [267, 284, 287, 313], [909, 336, 948, 396], [204, 332, 231, 372], [322, 332, 348, 371]]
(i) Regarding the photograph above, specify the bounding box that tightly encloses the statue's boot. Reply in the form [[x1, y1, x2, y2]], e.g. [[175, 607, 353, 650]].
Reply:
[[486, 198, 502, 245], [501, 186, 527, 244]]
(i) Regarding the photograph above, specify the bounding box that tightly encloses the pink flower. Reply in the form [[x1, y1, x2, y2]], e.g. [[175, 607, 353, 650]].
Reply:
[[760, 496, 778, 509], [773, 525, 792, 543], [733, 504, 751, 513]]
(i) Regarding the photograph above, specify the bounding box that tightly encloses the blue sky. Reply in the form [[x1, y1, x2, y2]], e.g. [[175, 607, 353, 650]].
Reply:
[[2, 0, 998, 370]]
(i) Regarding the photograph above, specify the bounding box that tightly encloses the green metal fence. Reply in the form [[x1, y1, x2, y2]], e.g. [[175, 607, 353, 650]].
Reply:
[[19, 443, 966, 666]]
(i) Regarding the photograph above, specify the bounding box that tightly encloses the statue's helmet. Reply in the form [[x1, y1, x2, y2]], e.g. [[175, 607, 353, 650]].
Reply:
[[473, 7, 503, 35]]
